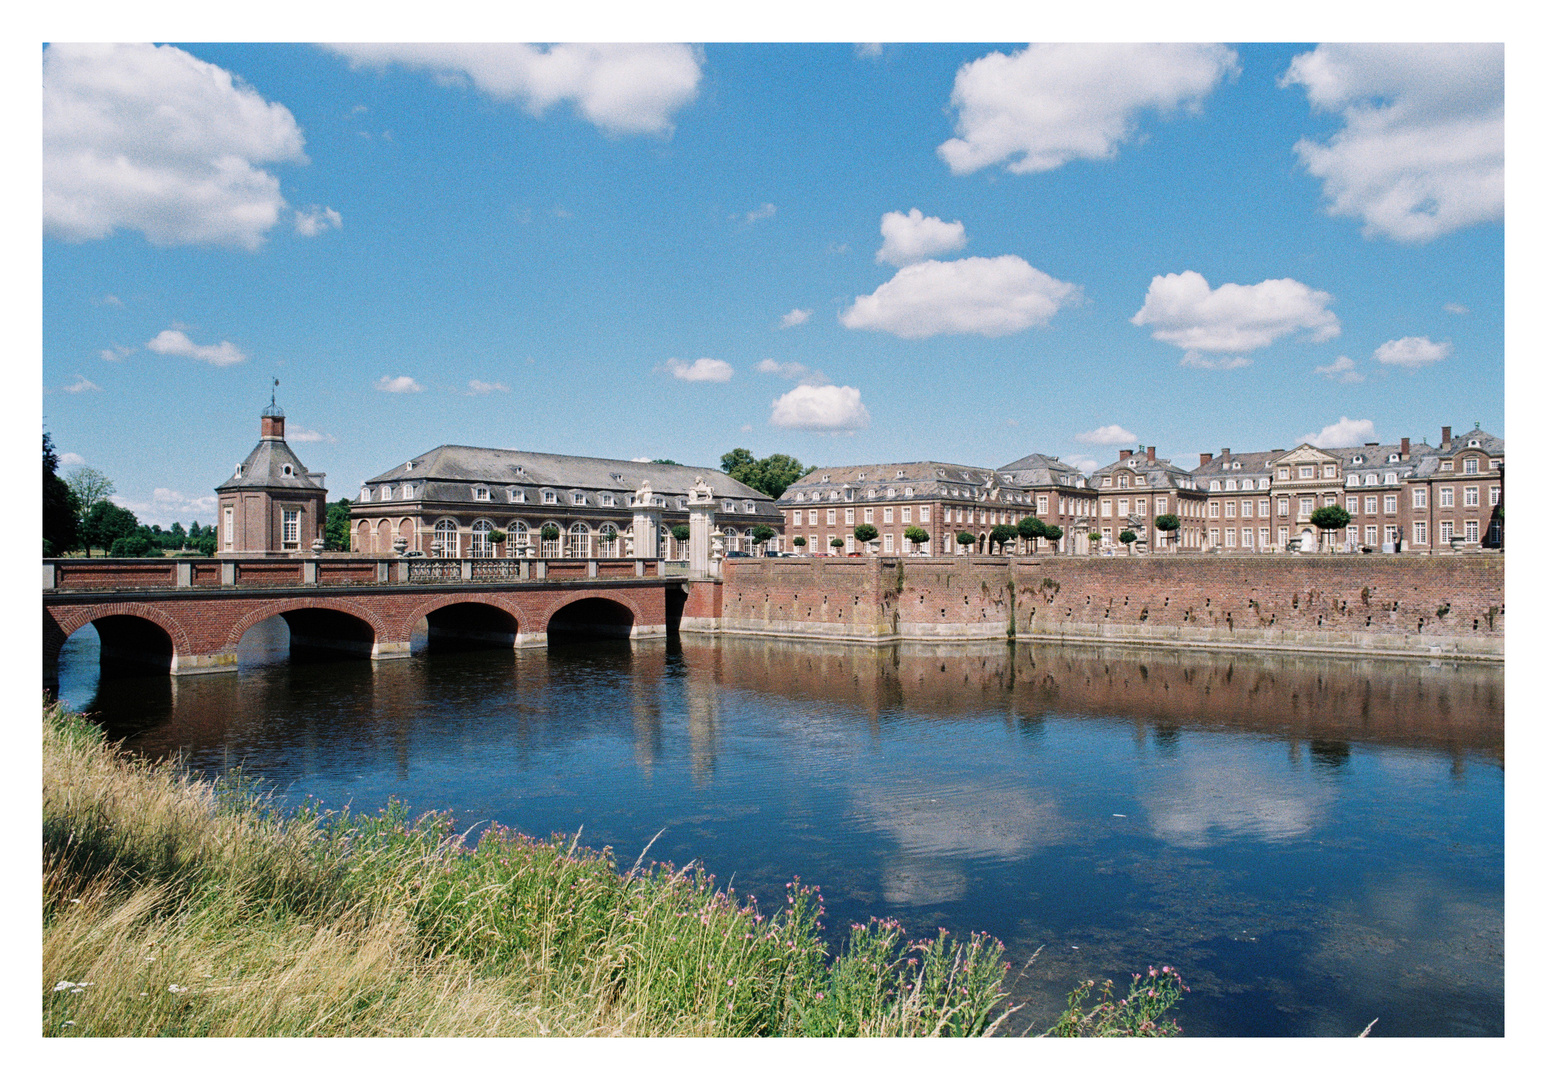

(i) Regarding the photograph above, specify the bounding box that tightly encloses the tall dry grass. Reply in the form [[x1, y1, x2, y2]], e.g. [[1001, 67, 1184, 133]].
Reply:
[[42, 701, 1017, 1037]]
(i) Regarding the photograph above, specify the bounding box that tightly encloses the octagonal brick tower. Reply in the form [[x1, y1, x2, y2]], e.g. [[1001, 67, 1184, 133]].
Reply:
[[214, 397, 328, 555]]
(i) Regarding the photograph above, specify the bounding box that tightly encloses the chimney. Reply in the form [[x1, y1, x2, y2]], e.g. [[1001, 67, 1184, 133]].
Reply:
[[261, 412, 285, 440], [1119, 449, 1132, 461], [1199, 452, 1213, 466], [1401, 436, 1410, 457], [1221, 447, 1230, 459], [1365, 442, 1379, 448], [1441, 425, 1452, 447], [1146, 446, 1156, 462]]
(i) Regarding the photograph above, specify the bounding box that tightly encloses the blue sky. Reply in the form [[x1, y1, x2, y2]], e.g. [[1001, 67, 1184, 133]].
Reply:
[[40, 41, 1504, 526]]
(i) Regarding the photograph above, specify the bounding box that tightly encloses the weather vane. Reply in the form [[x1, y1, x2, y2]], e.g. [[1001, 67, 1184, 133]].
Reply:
[[271, 377, 279, 410]]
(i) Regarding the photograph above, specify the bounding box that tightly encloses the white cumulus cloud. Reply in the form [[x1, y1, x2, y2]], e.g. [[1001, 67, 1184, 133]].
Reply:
[[1076, 424, 1137, 445], [842, 255, 1080, 339], [63, 375, 101, 393], [1132, 270, 1340, 368], [43, 43, 308, 249], [376, 375, 423, 393], [287, 427, 337, 443], [112, 488, 218, 528], [938, 43, 1238, 175], [664, 357, 734, 383], [467, 379, 510, 395], [1314, 356, 1365, 384], [145, 329, 247, 367], [294, 205, 342, 236], [327, 44, 702, 137], [1301, 416, 1376, 448], [876, 208, 967, 266], [1064, 455, 1100, 473], [770, 384, 871, 432], [1281, 44, 1503, 242], [1373, 336, 1451, 370], [98, 345, 135, 362], [779, 308, 811, 328], [59, 452, 87, 466]]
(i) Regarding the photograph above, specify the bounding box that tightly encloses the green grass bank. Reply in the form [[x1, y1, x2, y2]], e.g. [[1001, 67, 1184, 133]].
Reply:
[[41, 700, 1184, 1037]]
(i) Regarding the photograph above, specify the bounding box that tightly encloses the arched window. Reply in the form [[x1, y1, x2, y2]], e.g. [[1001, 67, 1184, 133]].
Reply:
[[470, 518, 496, 558], [540, 521, 562, 560], [356, 520, 372, 553], [508, 520, 529, 555], [566, 521, 591, 559], [598, 523, 620, 557], [376, 519, 392, 553], [398, 519, 414, 552], [660, 525, 672, 559], [723, 526, 740, 552], [433, 518, 459, 558]]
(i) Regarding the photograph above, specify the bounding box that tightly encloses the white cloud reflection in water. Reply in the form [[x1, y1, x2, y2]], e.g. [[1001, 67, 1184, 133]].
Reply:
[[1138, 742, 1336, 849]]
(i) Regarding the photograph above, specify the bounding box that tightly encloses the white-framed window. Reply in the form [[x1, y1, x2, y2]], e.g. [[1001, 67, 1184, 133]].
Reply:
[[1259, 527, 1270, 547], [793, 510, 803, 525], [282, 464, 293, 477], [1223, 501, 1235, 518], [901, 506, 912, 523], [1209, 528, 1220, 546], [601, 493, 615, 507], [539, 521, 562, 559], [1156, 497, 1168, 514], [1137, 498, 1148, 515], [1413, 521, 1428, 545], [282, 508, 300, 549], [1278, 468, 1290, 480], [1384, 495, 1398, 514], [1277, 526, 1288, 546], [883, 533, 895, 553], [1365, 525, 1378, 544], [572, 492, 587, 506], [724, 499, 736, 512], [920, 506, 930, 522], [826, 508, 836, 525], [1277, 498, 1289, 516], [1464, 457, 1479, 474], [473, 486, 490, 501], [1102, 498, 1113, 517], [509, 521, 529, 553], [433, 518, 459, 558], [1323, 464, 1337, 478], [1364, 496, 1377, 514], [223, 506, 233, 549], [904, 487, 913, 497], [380, 485, 393, 501], [723, 526, 740, 553], [1225, 528, 1236, 547], [884, 507, 894, 524], [1299, 466, 1315, 479], [1441, 461, 1454, 472], [1383, 473, 1397, 485], [1242, 527, 1254, 548], [1463, 486, 1479, 507], [471, 518, 496, 558], [1208, 501, 1219, 518], [542, 490, 557, 504], [745, 501, 755, 512], [1465, 520, 1479, 542], [1440, 487, 1454, 508], [1037, 494, 1049, 514], [1490, 459, 1503, 469], [1385, 525, 1399, 544], [1118, 498, 1130, 516], [1490, 486, 1500, 506], [1299, 497, 1314, 517], [598, 523, 620, 557], [1347, 474, 1361, 487], [1440, 521, 1454, 542], [864, 507, 874, 524], [1412, 488, 1427, 509], [566, 522, 591, 559], [1347, 497, 1359, 514]]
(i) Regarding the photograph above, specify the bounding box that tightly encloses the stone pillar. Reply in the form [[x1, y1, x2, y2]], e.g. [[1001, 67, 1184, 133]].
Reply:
[[632, 482, 662, 559], [687, 476, 716, 577]]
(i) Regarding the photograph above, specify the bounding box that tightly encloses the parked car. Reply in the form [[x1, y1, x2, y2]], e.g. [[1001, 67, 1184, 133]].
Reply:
[[725, 550, 750, 558]]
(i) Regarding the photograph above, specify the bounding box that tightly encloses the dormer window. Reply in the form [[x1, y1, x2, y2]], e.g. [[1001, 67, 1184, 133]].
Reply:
[[403, 485, 415, 499], [572, 492, 586, 505], [857, 472, 866, 480], [822, 474, 830, 482], [381, 485, 393, 500], [359, 487, 370, 501], [904, 487, 914, 497], [1224, 479, 1236, 491], [1441, 461, 1453, 471], [235, 464, 244, 478], [744, 500, 755, 512], [886, 487, 896, 498], [542, 490, 557, 504], [1352, 455, 1364, 465], [1210, 480, 1221, 491], [507, 487, 523, 502], [515, 465, 525, 476], [1384, 473, 1397, 485], [281, 464, 294, 477], [1491, 459, 1502, 468], [1348, 474, 1361, 486], [1388, 454, 1400, 463], [896, 470, 905, 478], [601, 493, 615, 507], [1464, 457, 1479, 474], [1468, 438, 1480, 448], [405, 461, 415, 472], [723, 499, 735, 512], [1135, 475, 1146, 485], [471, 485, 489, 501]]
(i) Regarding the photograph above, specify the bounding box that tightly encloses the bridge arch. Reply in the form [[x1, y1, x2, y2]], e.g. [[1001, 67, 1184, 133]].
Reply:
[[545, 590, 640, 645], [401, 594, 531, 654], [225, 598, 391, 662], [47, 602, 193, 679]]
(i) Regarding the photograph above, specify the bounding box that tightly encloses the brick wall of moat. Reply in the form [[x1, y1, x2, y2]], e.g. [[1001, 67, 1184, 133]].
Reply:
[[712, 554, 1504, 659]]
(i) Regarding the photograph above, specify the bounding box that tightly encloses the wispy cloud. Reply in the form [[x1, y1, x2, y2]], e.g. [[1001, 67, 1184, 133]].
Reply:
[[145, 329, 247, 367], [63, 374, 101, 393], [755, 358, 828, 385], [98, 345, 135, 362], [376, 375, 423, 393], [1076, 423, 1137, 445], [663, 357, 733, 383], [59, 451, 86, 466], [1373, 336, 1450, 370], [779, 308, 811, 328], [467, 379, 510, 395], [1314, 356, 1365, 384], [294, 205, 342, 236], [287, 427, 337, 443], [736, 202, 776, 225]]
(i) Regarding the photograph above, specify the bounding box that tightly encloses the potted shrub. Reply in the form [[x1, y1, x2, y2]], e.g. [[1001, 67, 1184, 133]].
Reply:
[[1154, 513, 1181, 551], [989, 523, 1017, 555], [792, 535, 808, 553], [1308, 505, 1351, 553], [1043, 524, 1063, 554], [853, 523, 879, 554], [956, 530, 976, 554], [751, 524, 777, 554], [1118, 528, 1137, 554], [1088, 529, 1103, 554], [903, 525, 929, 554], [829, 535, 846, 555], [1017, 515, 1045, 555]]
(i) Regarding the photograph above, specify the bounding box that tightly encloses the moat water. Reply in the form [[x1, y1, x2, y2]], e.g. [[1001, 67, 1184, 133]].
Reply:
[[55, 621, 1504, 1037]]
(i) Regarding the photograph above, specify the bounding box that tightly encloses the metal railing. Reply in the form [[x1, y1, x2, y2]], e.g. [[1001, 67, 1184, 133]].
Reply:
[[406, 559, 464, 584]]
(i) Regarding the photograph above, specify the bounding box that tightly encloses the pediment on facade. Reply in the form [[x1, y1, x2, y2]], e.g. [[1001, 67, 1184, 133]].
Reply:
[[1276, 443, 1337, 464]]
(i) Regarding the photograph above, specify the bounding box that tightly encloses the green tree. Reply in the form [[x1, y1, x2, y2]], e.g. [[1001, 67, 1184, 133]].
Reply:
[[169, 521, 188, 548], [651, 458, 681, 466], [955, 530, 976, 552], [43, 433, 80, 557], [1043, 524, 1063, 553], [324, 499, 353, 551], [1119, 528, 1138, 553], [791, 535, 807, 550], [1154, 513, 1181, 549], [195, 534, 217, 557], [65, 465, 115, 530], [670, 524, 691, 543], [903, 525, 929, 552], [1088, 530, 1103, 553], [542, 524, 562, 542], [719, 448, 809, 499], [1017, 515, 1046, 554], [1308, 504, 1351, 549], [81, 500, 139, 557], [828, 535, 846, 553], [109, 530, 162, 558], [853, 523, 878, 546], [990, 523, 1017, 554], [751, 524, 777, 552]]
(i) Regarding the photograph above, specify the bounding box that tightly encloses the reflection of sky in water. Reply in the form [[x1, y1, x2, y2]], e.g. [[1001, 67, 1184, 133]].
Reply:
[[52, 628, 1502, 1037]]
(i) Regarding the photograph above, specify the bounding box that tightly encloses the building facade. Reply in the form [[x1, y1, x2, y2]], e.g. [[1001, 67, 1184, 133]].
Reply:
[[349, 445, 782, 558], [215, 401, 328, 556], [1087, 447, 1209, 552]]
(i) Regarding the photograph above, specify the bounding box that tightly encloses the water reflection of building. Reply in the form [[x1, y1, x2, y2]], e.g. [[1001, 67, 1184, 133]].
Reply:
[[684, 638, 1502, 764]]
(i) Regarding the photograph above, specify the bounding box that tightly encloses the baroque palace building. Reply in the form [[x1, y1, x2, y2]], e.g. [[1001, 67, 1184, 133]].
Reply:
[[349, 445, 782, 559]]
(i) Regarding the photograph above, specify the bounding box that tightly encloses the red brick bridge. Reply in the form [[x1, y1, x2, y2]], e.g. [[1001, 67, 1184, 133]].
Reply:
[[43, 556, 706, 682]]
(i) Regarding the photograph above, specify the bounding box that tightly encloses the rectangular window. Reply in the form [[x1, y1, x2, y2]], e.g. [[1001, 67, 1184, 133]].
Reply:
[[1489, 486, 1500, 506], [1413, 521, 1427, 545], [884, 532, 895, 553], [1137, 498, 1147, 515], [1059, 497, 1066, 514], [902, 506, 912, 523], [865, 507, 875, 524], [1440, 487, 1454, 507], [1224, 501, 1235, 518], [920, 506, 930, 522], [1384, 495, 1397, 514], [1209, 528, 1220, 546], [543, 491, 556, 504], [1225, 528, 1236, 547], [601, 494, 614, 507], [845, 508, 855, 525], [282, 508, 300, 549], [1464, 457, 1479, 474], [1242, 528, 1253, 548], [1118, 498, 1129, 516], [1299, 465, 1315, 479], [1365, 524, 1378, 544], [1101, 499, 1112, 517], [1412, 488, 1427, 509], [1441, 460, 1453, 471], [823, 508, 833, 525], [1157, 497, 1168, 514], [1464, 486, 1479, 507], [883, 507, 894, 524], [1364, 496, 1377, 515], [1209, 501, 1220, 518], [1347, 497, 1359, 514], [1102, 527, 1112, 541], [1277, 498, 1289, 516], [1037, 494, 1049, 514], [1440, 521, 1453, 541], [1259, 527, 1270, 548], [1299, 497, 1314, 517], [1278, 468, 1290, 480], [793, 510, 803, 526], [1385, 525, 1399, 544], [1277, 526, 1288, 547], [1323, 464, 1337, 478], [1465, 519, 1479, 542], [223, 507, 233, 549]]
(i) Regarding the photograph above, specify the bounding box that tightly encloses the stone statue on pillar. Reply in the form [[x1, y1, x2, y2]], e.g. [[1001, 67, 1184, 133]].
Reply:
[[632, 482, 661, 559], [688, 476, 716, 577]]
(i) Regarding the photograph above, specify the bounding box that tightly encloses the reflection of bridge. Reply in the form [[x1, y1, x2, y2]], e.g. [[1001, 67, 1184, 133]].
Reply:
[[44, 556, 699, 682]]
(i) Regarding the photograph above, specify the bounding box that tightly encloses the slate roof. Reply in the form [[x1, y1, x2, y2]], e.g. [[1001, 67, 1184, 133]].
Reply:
[[778, 459, 1070, 506], [217, 437, 326, 493], [1090, 453, 1202, 492], [361, 445, 773, 507], [995, 452, 1088, 489]]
